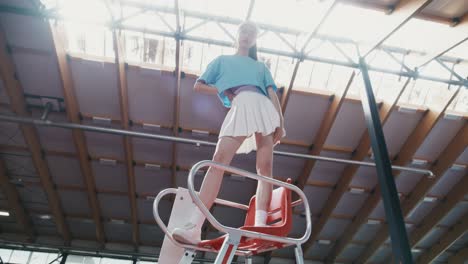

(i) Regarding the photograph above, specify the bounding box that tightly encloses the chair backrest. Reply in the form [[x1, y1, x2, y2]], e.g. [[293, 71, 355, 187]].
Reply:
[[243, 178, 293, 236]]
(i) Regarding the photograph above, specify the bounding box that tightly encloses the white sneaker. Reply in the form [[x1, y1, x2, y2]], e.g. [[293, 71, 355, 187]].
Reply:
[[171, 222, 201, 245]]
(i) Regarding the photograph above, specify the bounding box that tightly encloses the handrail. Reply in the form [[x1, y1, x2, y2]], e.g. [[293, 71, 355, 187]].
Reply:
[[0, 114, 435, 178]]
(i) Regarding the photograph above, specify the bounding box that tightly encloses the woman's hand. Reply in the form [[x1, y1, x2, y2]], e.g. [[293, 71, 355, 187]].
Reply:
[[224, 89, 236, 102], [273, 124, 285, 145]]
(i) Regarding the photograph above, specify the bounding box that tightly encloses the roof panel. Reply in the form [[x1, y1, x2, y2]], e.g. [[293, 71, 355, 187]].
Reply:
[[134, 166, 172, 196], [70, 59, 120, 117], [449, 232, 468, 251], [98, 194, 130, 219], [127, 67, 175, 126], [92, 161, 128, 192], [67, 218, 97, 240], [283, 93, 330, 144], [415, 117, 465, 160], [305, 242, 333, 259], [456, 147, 468, 164], [104, 222, 133, 242], [212, 206, 245, 227], [0, 13, 53, 51], [333, 192, 369, 216], [46, 156, 84, 186], [0, 122, 27, 146], [439, 201, 468, 226], [58, 189, 91, 215], [290, 214, 308, 237], [0, 80, 9, 105], [179, 78, 227, 132], [176, 132, 217, 167], [139, 198, 172, 223], [140, 224, 165, 245], [18, 185, 47, 206], [416, 227, 446, 248], [338, 243, 366, 261], [32, 112, 76, 153], [429, 169, 465, 197], [35, 226, 59, 237], [83, 121, 125, 159], [382, 109, 424, 157], [273, 144, 308, 182], [395, 170, 425, 194], [325, 100, 367, 149], [309, 151, 352, 185], [131, 127, 174, 165], [319, 218, 352, 239], [3, 155, 37, 177], [369, 246, 392, 263], [406, 200, 439, 225], [422, 0, 468, 19], [11, 52, 63, 98], [354, 223, 381, 242], [369, 200, 386, 219], [350, 162, 379, 190], [302, 186, 333, 215]]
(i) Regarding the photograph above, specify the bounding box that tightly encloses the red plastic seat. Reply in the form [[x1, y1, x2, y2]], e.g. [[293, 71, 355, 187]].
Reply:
[[198, 179, 293, 255]]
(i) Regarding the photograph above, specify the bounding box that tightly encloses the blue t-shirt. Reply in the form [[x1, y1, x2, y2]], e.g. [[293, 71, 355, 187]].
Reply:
[[196, 55, 277, 108]]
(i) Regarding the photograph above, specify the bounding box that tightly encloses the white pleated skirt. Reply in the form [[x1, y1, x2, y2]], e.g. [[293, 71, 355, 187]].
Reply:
[[219, 91, 285, 154]]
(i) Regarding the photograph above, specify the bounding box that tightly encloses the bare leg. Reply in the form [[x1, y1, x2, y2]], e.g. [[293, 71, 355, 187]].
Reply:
[[198, 136, 246, 209], [254, 132, 274, 225]]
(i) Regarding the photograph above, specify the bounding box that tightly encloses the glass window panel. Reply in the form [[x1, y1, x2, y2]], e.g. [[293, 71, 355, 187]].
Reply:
[[56, 0, 111, 24], [9, 250, 30, 263], [385, 19, 462, 63], [186, 21, 235, 43], [100, 257, 131, 264], [449, 88, 468, 113], [327, 65, 355, 93], [251, 0, 334, 33], [294, 60, 315, 91], [29, 252, 49, 264], [122, 11, 176, 33], [318, 3, 396, 44], [63, 22, 114, 58], [0, 248, 12, 262], [445, 42, 468, 61], [180, 0, 250, 20], [257, 31, 299, 53], [182, 41, 235, 73], [309, 62, 334, 90], [375, 74, 408, 103]]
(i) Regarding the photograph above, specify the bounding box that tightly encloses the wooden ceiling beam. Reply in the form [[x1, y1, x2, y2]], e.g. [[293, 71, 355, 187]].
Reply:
[[49, 23, 106, 245], [111, 29, 139, 246], [0, 22, 71, 243]]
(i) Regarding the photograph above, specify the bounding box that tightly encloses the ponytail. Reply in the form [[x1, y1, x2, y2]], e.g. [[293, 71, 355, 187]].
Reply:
[[248, 44, 258, 61]]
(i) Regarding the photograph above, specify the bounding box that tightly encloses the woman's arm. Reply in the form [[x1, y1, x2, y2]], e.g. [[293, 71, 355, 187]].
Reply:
[[194, 81, 218, 95]]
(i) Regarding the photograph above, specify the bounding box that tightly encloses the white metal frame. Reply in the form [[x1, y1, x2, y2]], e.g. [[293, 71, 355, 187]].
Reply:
[[153, 160, 313, 264]]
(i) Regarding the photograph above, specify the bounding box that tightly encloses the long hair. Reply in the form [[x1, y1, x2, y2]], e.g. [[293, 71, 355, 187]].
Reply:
[[248, 44, 258, 61]]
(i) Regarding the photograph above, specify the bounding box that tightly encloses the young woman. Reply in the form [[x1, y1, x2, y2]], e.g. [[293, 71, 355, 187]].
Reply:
[[172, 21, 285, 245]]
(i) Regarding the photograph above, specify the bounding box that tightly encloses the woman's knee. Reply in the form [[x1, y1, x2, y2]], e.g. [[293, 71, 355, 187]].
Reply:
[[212, 149, 232, 164], [256, 158, 273, 175]]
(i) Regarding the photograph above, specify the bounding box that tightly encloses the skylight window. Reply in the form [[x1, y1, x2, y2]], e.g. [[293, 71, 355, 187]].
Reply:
[[38, 0, 467, 111]]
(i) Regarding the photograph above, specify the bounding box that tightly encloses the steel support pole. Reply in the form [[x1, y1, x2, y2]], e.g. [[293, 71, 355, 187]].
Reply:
[[358, 57, 413, 264], [59, 253, 68, 264]]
